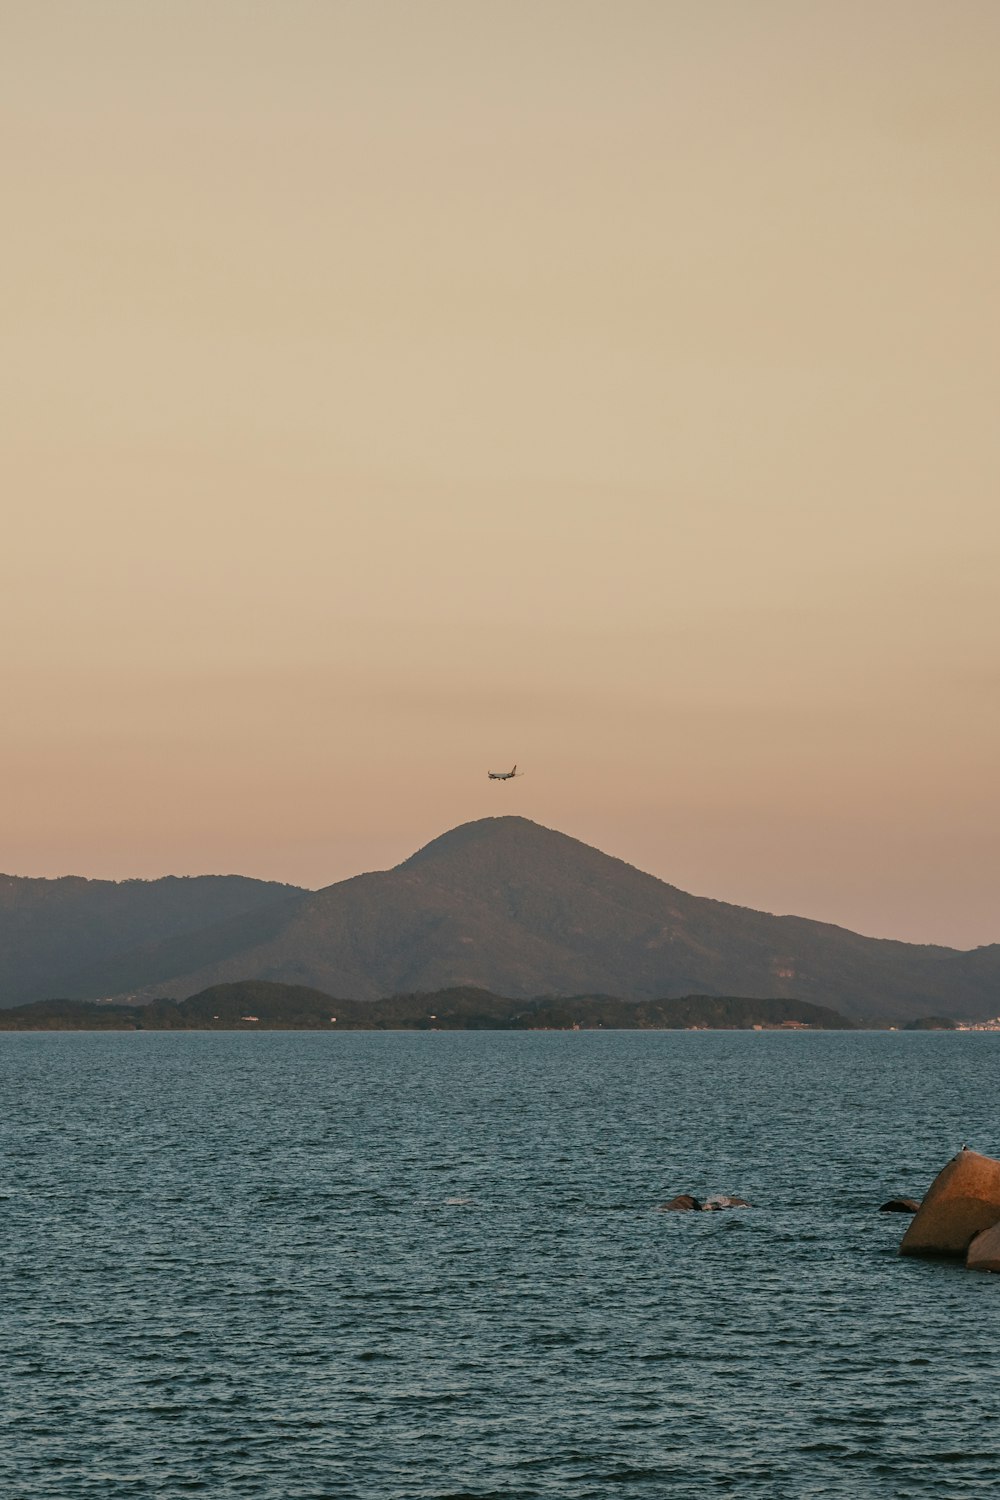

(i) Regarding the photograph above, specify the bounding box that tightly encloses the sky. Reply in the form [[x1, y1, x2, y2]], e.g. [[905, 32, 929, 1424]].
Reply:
[[2, 1, 998, 947]]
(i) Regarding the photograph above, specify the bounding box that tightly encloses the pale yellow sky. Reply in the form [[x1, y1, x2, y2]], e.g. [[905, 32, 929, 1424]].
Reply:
[[2, 1, 998, 945]]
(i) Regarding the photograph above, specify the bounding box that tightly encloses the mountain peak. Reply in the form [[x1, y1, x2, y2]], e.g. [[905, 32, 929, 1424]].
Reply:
[[399, 816, 581, 869], [397, 817, 653, 897]]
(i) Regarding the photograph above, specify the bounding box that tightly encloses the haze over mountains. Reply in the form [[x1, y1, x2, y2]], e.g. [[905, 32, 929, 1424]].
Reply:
[[2, 817, 997, 1022]]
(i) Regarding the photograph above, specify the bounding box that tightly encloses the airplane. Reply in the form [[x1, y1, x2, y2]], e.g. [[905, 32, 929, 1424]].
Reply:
[[487, 764, 522, 781]]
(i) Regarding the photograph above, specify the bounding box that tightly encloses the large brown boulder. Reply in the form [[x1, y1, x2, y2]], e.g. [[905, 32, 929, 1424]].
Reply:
[[900, 1149, 1000, 1258], [966, 1222, 1000, 1273], [660, 1194, 701, 1211]]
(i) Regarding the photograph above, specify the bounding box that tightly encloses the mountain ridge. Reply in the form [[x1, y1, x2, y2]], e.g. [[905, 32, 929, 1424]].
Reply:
[[0, 873, 305, 1005]]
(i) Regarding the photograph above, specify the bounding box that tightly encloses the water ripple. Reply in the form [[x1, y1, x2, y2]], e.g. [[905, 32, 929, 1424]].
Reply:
[[2, 1030, 999, 1498]]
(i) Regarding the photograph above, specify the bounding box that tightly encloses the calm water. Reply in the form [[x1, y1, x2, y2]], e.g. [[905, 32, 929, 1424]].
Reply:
[[2, 1031, 998, 1499]]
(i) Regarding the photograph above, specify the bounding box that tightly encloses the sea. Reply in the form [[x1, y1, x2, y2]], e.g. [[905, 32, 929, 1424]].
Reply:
[[2, 1030, 998, 1499]]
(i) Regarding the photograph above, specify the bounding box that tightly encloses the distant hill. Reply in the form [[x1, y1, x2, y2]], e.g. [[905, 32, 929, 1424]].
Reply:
[[0, 981, 855, 1031], [0, 873, 304, 1006], [16, 816, 998, 1023]]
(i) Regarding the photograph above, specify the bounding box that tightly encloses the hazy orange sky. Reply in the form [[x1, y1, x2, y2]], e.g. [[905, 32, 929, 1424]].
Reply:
[[3, 2, 998, 946]]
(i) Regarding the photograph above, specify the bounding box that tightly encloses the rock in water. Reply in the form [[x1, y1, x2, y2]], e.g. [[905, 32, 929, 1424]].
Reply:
[[879, 1198, 920, 1213], [899, 1150, 1000, 1258], [702, 1195, 751, 1210], [660, 1194, 701, 1211], [966, 1222, 1000, 1273]]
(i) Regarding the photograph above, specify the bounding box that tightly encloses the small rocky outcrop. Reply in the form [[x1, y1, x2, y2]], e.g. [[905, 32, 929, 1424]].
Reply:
[[659, 1193, 751, 1211], [966, 1222, 1000, 1273], [879, 1198, 920, 1213], [900, 1149, 1000, 1258]]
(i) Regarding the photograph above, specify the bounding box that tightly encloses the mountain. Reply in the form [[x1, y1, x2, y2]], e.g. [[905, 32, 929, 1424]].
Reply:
[[18, 816, 999, 1023], [0, 873, 305, 1005]]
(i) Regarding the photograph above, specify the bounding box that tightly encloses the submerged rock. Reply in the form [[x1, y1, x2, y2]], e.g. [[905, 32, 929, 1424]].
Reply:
[[900, 1149, 1000, 1258], [966, 1222, 1000, 1273], [879, 1198, 920, 1213], [702, 1195, 751, 1210], [660, 1194, 701, 1211]]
